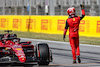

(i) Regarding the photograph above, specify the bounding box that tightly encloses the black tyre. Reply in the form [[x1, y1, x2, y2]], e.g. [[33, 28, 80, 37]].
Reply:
[[0, 47, 5, 58], [36, 43, 50, 66], [0, 34, 4, 40]]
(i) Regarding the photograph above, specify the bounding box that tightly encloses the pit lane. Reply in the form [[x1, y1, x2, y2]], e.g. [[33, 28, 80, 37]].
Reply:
[[0, 38, 100, 67]]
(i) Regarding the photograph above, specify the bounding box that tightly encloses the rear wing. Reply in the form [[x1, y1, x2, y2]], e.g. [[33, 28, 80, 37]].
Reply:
[[4, 30, 12, 33]]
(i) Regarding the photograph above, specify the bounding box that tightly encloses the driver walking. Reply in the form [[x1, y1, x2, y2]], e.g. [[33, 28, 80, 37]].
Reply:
[[63, 4, 85, 64]]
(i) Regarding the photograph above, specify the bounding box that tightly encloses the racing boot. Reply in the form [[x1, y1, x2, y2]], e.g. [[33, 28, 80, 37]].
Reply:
[[73, 60, 77, 64], [78, 56, 81, 63]]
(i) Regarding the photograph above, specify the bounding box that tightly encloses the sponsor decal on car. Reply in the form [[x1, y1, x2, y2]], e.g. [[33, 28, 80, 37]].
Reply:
[[15, 48, 22, 50]]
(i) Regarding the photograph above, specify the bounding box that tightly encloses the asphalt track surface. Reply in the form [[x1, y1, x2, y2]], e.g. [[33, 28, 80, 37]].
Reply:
[[0, 38, 100, 67]]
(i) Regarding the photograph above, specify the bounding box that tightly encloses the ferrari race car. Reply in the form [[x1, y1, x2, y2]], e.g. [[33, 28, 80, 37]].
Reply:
[[0, 30, 53, 65]]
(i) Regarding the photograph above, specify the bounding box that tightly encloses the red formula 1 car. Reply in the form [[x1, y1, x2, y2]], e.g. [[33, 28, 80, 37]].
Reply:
[[0, 30, 53, 65]]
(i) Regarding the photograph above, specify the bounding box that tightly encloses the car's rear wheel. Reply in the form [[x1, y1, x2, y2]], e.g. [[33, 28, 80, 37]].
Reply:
[[36, 43, 50, 66]]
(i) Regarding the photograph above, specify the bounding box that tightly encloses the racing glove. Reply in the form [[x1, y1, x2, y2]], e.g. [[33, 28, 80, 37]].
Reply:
[[80, 4, 85, 18], [63, 29, 67, 41], [80, 4, 84, 9]]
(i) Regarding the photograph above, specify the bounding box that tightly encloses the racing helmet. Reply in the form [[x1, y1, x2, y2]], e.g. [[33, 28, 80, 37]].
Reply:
[[11, 34, 17, 38], [67, 7, 75, 15]]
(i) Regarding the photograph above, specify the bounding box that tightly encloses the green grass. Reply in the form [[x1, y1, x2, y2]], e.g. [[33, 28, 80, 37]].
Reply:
[[0, 30, 100, 45]]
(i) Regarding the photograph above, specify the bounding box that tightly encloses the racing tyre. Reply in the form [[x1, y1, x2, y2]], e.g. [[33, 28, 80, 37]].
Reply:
[[36, 43, 50, 66]]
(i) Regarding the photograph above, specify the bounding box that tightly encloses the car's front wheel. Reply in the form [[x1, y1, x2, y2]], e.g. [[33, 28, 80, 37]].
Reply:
[[35, 43, 50, 66]]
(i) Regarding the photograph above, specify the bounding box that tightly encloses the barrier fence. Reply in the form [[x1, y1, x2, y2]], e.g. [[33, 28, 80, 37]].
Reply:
[[0, 16, 100, 37]]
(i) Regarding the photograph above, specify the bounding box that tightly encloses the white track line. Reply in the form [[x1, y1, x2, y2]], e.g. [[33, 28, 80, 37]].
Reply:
[[21, 38, 100, 48]]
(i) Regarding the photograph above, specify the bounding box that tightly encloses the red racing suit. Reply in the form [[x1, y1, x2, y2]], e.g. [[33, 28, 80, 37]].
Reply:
[[64, 9, 85, 60]]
